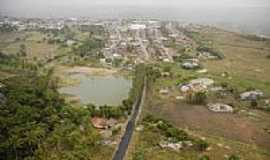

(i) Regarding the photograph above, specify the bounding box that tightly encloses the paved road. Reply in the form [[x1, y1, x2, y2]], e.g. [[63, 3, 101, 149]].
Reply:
[[112, 79, 147, 160], [136, 31, 150, 60]]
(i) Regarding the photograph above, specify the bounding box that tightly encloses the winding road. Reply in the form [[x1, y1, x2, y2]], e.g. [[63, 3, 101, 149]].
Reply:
[[112, 78, 147, 160]]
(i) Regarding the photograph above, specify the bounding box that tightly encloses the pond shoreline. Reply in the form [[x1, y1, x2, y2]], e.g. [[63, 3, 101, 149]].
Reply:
[[57, 66, 132, 106]]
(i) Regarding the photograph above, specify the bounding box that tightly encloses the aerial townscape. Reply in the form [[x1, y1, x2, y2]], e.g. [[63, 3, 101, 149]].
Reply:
[[1, 12, 270, 160]]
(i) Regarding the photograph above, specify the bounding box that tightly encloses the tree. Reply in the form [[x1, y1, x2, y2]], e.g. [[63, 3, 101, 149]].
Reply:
[[0, 72, 100, 160], [76, 38, 105, 57]]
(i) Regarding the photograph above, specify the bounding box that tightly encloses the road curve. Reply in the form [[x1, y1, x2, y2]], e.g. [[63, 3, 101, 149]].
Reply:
[[112, 79, 147, 160]]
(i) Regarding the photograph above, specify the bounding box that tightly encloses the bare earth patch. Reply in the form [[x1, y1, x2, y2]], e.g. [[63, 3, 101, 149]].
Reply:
[[55, 66, 118, 76], [67, 66, 118, 76], [147, 101, 270, 150]]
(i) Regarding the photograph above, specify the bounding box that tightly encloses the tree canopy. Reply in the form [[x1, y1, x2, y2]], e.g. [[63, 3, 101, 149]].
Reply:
[[0, 72, 99, 160]]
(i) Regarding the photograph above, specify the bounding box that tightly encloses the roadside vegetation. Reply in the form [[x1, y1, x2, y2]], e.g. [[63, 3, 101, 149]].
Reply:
[[129, 114, 210, 160]]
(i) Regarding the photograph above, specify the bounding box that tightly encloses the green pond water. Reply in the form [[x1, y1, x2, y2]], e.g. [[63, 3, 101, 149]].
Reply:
[[59, 74, 132, 106]]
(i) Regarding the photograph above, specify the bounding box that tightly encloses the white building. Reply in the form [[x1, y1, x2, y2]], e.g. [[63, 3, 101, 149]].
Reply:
[[128, 24, 146, 30]]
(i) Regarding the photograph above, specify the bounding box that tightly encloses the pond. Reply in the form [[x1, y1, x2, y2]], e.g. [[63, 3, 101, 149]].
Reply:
[[59, 74, 132, 106]]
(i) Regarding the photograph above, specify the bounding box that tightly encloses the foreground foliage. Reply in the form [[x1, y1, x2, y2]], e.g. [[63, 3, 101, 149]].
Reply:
[[0, 72, 100, 160]]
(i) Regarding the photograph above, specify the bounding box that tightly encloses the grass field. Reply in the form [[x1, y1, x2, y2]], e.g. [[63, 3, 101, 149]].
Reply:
[[126, 28, 270, 160]]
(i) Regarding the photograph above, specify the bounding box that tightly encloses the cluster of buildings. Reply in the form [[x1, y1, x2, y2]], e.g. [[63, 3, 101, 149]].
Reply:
[[100, 19, 199, 66], [0, 16, 113, 31], [1, 16, 209, 68]]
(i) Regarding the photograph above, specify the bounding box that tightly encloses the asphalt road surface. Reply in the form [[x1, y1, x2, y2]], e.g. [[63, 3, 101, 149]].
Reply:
[[112, 80, 146, 160]]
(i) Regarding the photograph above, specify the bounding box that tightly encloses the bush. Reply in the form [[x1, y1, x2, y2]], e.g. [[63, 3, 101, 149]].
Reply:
[[187, 91, 207, 105], [250, 100, 258, 108], [228, 155, 241, 160], [173, 54, 194, 62], [165, 127, 189, 141], [112, 126, 121, 136], [143, 115, 188, 141], [143, 114, 157, 123], [163, 66, 172, 72], [200, 155, 210, 160], [88, 105, 125, 119], [197, 46, 224, 59], [196, 139, 209, 151], [157, 121, 172, 131], [133, 148, 145, 160], [220, 81, 229, 88]]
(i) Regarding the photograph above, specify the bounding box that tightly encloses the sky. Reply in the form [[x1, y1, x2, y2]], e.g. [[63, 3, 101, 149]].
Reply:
[[1, 0, 270, 36], [0, 0, 269, 18], [1, 0, 270, 9]]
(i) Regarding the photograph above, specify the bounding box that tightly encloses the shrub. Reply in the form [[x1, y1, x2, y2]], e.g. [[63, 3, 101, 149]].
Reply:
[[143, 114, 156, 123], [250, 100, 258, 108], [112, 126, 121, 136], [220, 82, 229, 88], [165, 127, 189, 141], [163, 66, 172, 72], [196, 139, 209, 151], [200, 155, 210, 160], [133, 148, 145, 160], [228, 155, 241, 160], [157, 121, 172, 131], [197, 46, 224, 59], [187, 91, 207, 105]]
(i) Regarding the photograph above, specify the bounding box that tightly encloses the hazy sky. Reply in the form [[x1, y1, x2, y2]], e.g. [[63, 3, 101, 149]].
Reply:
[[1, 0, 270, 8], [1, 0, 269, 19], [1, 0, 270, 35]]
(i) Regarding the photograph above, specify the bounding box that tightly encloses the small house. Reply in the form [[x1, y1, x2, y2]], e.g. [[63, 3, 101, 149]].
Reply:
[[91, 117, 107, 129]]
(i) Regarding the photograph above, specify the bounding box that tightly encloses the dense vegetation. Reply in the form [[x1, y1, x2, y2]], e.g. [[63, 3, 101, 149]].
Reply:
[[143, 115, 209, 151], [74, 37, 105, 57], [0, 71, 100, 160], [196, 46, 224, 60], [0, 52, 18, 68], [79, 25, 106, 35], [87, 104, 127, 119], [0, 24, 18, 32], [0, 52, 42, 72]]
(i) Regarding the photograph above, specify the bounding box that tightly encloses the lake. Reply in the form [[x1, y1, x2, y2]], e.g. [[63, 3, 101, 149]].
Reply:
[[59, 74, 132, 106]]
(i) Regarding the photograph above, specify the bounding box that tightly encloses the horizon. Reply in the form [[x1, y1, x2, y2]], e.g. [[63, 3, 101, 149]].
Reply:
[[1, 1, 270, 36]]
